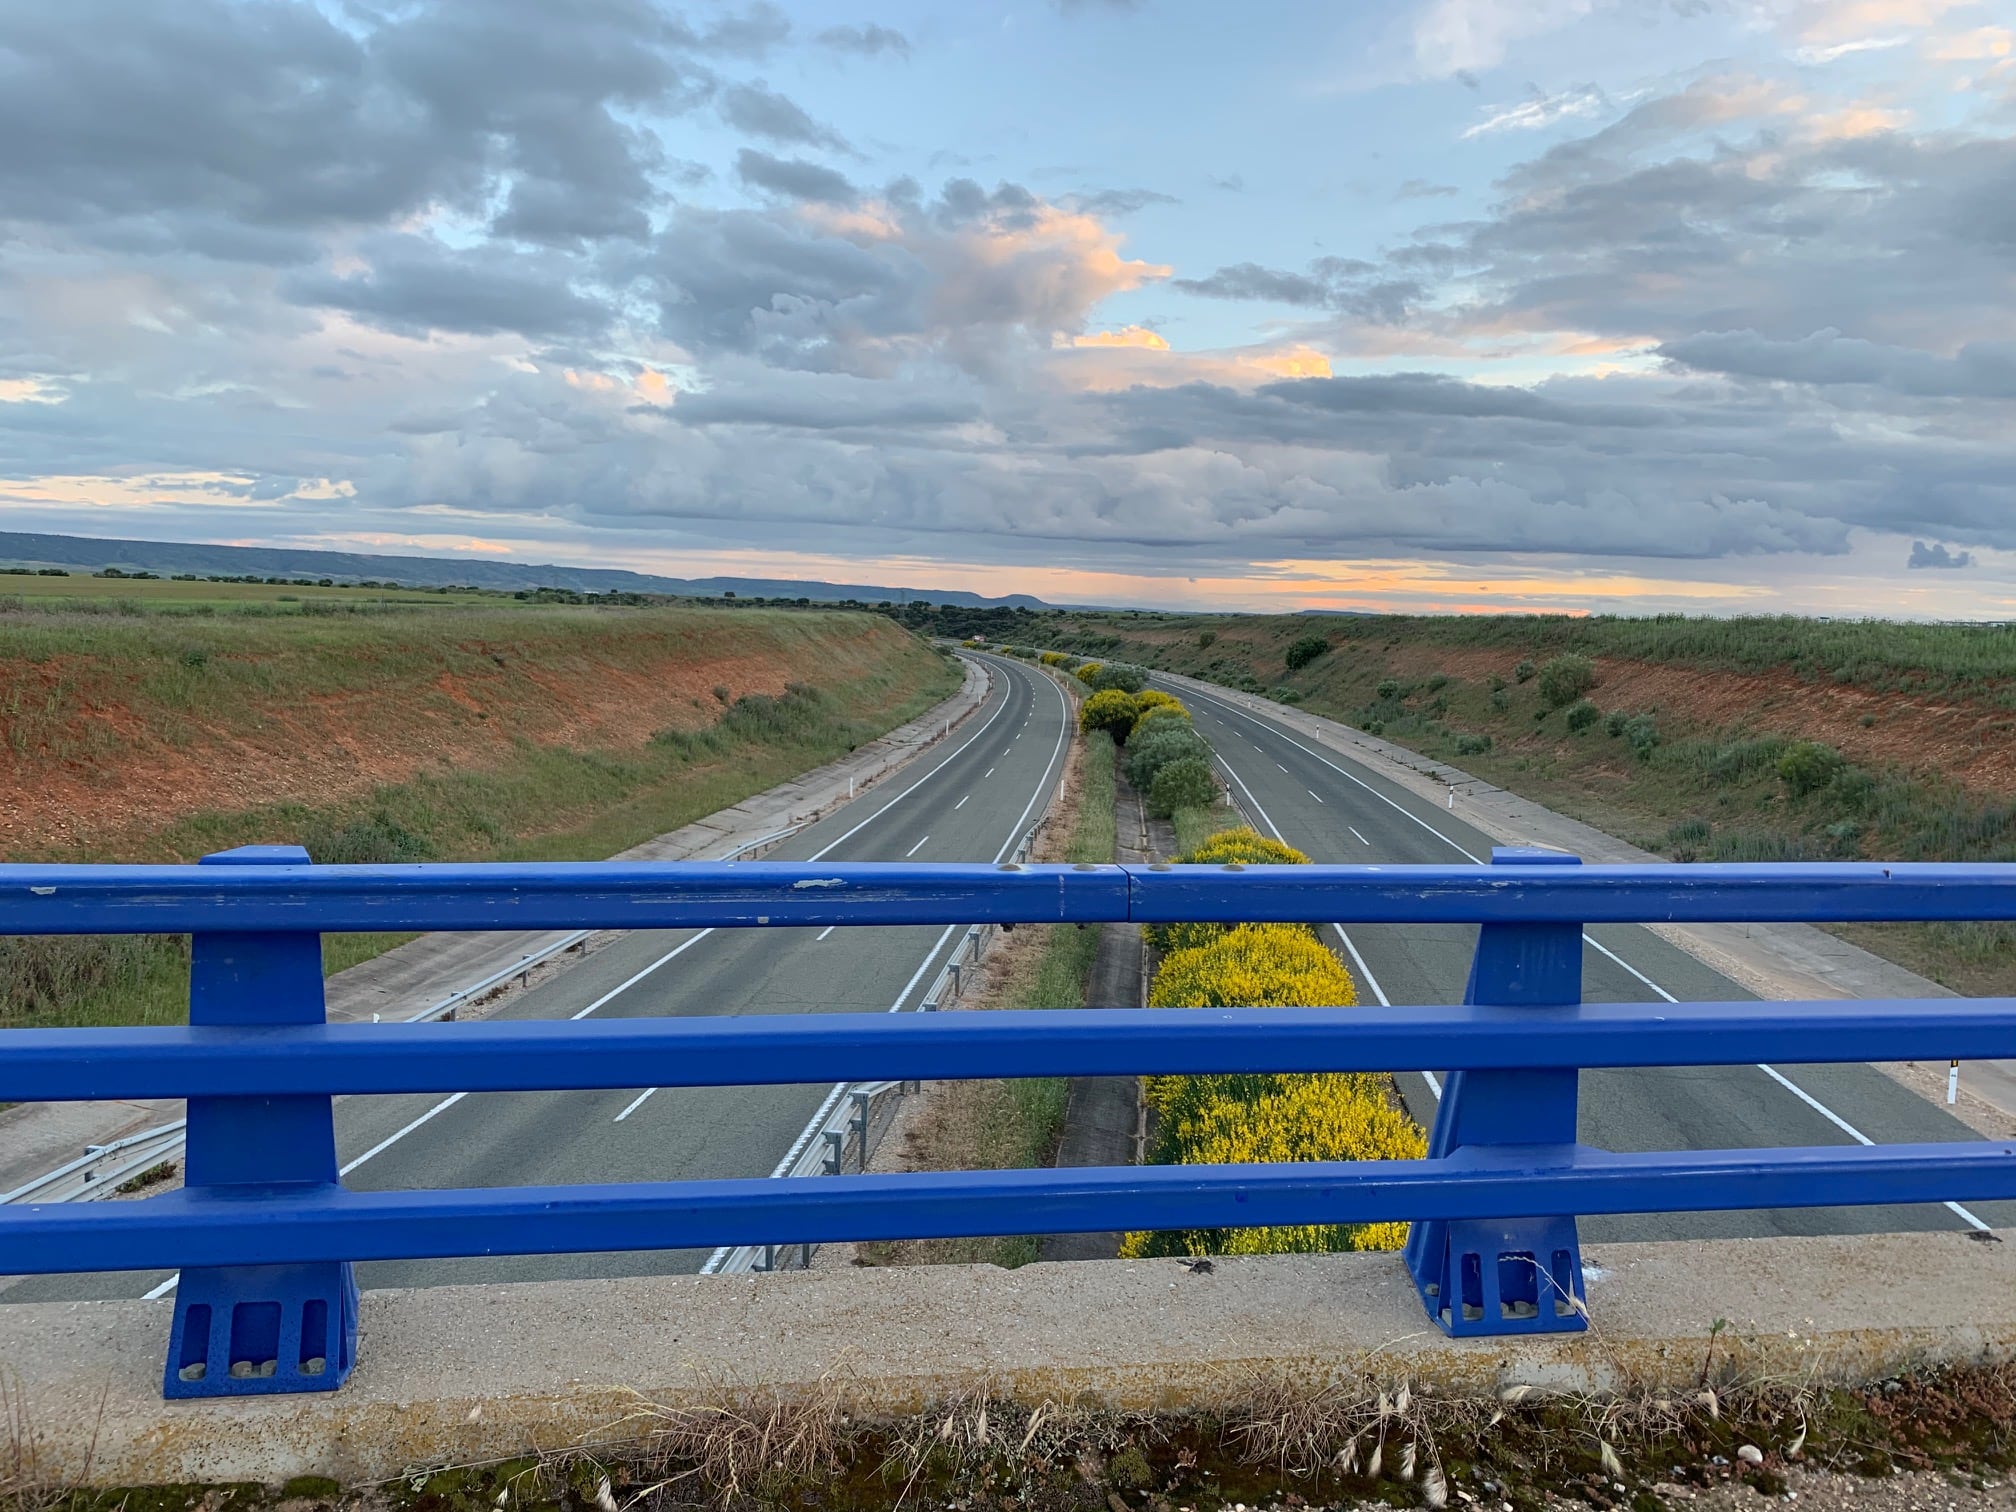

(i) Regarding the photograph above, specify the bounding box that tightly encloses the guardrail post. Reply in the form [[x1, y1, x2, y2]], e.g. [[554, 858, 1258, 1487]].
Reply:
[[1404, 847, 1586, 1337], [164, 845, 357, 1399]]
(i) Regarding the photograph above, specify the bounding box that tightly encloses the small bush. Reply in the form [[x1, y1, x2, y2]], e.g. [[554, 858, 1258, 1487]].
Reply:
[[1623, 712, 1660, 760], [1514, 659, 1537, 683], [1145, 828, 1311, 955], [1087, 663, 1148, 695], [1487, 673, 1507, 693], [1564, 699, 1599, 732], [1073, 662, 1103, 685], [1536, 653, 1598, 708], [1197, 630, 1216, 649], [1375, 677, 1401, 701], [1135, 688, 1185, 714], [1666, 817, 1712, 845], [1454, 732, 1492, 756], [1147, 757, 1217, 818], [1126, 723, 1211, 792], [1779, 740, 1848, 798], [1270, 686, 1302, 704], [1489, 688, 1511, 714], [1079, 688, 1141, 743], [1604, 709, 1629, 737], [1425, 673, 1449, 692], [306, 812, 436, 864], [1283, 635, 1330, 671]]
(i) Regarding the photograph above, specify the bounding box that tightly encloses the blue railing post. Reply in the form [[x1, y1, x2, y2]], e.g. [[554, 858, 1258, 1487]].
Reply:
[[163, 846, 357, 1398], [1405, 847, 1587, 1336]]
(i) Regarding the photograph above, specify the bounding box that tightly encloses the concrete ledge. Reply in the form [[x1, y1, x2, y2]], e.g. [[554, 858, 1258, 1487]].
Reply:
[[6, 1232, 2014, 1486]]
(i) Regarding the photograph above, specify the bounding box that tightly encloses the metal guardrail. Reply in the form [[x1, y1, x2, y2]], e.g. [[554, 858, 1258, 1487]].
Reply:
[[4, 847, 2016, 1400]]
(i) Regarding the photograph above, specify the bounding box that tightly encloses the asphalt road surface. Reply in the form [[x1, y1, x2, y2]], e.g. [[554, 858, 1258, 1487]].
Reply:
[[1161, 675, 2013, 1244], [9, 652, 1070, 1302]]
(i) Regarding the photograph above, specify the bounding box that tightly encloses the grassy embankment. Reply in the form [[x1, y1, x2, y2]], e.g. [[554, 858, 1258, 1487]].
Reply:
[[2, 601, 959, 1028], [1041, 611, 2016, 994]]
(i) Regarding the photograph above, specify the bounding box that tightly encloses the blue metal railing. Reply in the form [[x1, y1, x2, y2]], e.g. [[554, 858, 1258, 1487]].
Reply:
[[4, 843, 2015, 1399]]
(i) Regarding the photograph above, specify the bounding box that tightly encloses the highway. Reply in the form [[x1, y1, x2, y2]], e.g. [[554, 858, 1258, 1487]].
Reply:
[[8, 652, 1071, 1302], [1161, 675, 2015, 1243]]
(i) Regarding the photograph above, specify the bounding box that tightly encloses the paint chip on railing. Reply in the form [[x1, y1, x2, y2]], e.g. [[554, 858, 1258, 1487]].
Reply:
[[29, 887, 54, 896], [792, 878, 847, 889]]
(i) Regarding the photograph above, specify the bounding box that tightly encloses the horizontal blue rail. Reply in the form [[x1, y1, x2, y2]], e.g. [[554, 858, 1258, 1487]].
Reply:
[[3, 843, 2013, 1397], [8, 857, 2016, 933], [7, 998, 2016, 1103], [5, 1143, 2012, 1277]]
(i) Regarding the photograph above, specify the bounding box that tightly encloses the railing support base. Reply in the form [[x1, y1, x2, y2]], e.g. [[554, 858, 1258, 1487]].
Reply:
[[166, 1262, 358, 1397], [1406, 848, 1588, 1337]]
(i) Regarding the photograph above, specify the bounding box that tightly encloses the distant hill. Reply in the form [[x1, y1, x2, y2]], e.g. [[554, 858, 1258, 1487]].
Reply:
[[0, 530, 1056, 610]]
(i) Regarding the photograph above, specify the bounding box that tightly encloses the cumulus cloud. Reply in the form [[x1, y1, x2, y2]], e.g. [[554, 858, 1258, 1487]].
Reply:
[[1909, 540, 1975, 569], [3, 0, 2014, 594]]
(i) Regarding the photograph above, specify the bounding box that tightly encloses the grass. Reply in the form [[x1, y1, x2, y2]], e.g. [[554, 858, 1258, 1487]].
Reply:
[[0, 572, 466, 608], [1037, 610, 2016, 996], [2, 611, 961, 1029], [854, 723, 1117, 1270]]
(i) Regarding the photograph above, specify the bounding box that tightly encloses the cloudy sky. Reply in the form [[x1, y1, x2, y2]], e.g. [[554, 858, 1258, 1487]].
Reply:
[[2, 0, 2013, 614]]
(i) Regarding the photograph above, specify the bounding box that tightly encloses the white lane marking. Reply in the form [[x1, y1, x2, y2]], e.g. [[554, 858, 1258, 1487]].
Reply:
[[955, 794, 969, 809], [1309, 791, 1325, 803], [803, 661, 1017, 863], [905, 835, 930, 857], [1189, 680, 1994, 1230], [1181, 686, 1484, 861], [702, 664, 1075, 1275], [984, 767, 996, 778], [143, 1273, 179, 1300], [1349, 826, 1369, 845], [1276, 763, 1288, 773], [341, 1092, 468, 1177], [815, 925, 837, 941], [571, 930, 713, 1020], [614, 1088, 657, 1122]]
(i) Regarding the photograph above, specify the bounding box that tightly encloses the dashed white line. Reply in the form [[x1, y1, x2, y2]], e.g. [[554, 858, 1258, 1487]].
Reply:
[[613, 1088, 657, 1122], [955, 794, 969, 809], [905, 834, 930, 857], [1349, 826, 1369, 845], [815, 925, 837, 942], [1188, 680, 1994, 1229], [1309, 790, 1324, 803], [984, 767, 996, 778]]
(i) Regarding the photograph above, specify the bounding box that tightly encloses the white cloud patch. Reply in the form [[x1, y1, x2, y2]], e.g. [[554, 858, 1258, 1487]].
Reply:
[[1462, 84, 1610, 138]]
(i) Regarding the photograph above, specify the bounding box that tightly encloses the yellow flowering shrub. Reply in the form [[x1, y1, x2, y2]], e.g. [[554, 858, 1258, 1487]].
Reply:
[[1129, 916, 1422, 1260], [1134, 688, 1185, 714], [1074, 662, 1103, 685], [1145, 828, 1315, 955], [1039, 650, 1071, 667], [1079, 688, 1140, 742]]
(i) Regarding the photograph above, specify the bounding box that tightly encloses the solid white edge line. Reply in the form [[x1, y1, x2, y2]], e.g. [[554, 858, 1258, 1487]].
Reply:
[[1191, 678, 1994, 1230], [703, 661, 1074, 1275]]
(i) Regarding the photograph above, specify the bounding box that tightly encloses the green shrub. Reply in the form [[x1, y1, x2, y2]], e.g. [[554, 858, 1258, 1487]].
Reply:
[[1489, 688, 1511, 714], [1197, 630, 1216, 649], [1271, 687, 1302, 704], [1426, 673, 1449, 692], [1126, 724, 1212, 792], [1604, 709, 1629, 737], [1147, 757, 1217, 818], [1454, 733, 1492, 756], [1537, 653, 1598, 708], [1564, 699, 1599, 732], [1375, 678, 1401, 701], [1514, 659, 1536, 683], [1079, 688, 1141, 742], [1487, 673, 1507, 693], [1284, 635, 1330, 671], [1778, 740, 1848, 798], [1623, 712, 1660, 760], [1087, 663, 1148, 695], [1666, 817, 1712, 845], [306, 812, 436, 864]]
